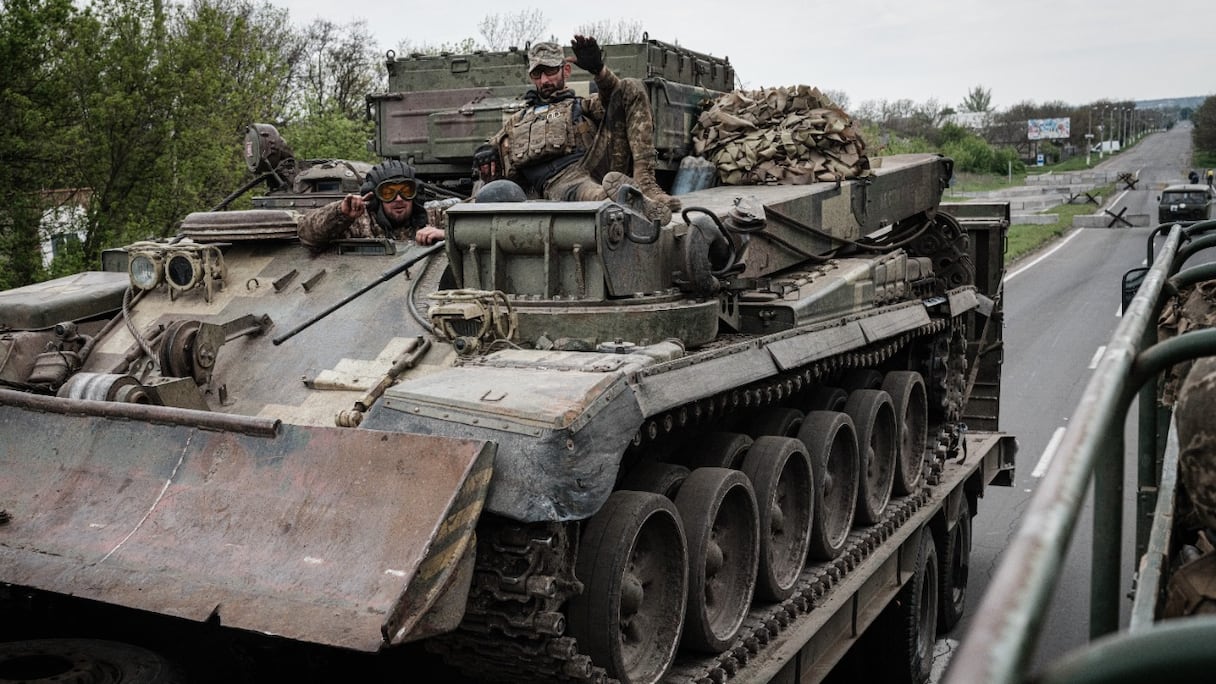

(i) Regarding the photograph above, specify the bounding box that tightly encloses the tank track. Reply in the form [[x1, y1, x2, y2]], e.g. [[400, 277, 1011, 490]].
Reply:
[[428, 316, 961, 683]]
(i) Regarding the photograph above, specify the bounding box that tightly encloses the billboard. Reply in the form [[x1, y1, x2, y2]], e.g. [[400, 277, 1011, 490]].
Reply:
[[1027, 118, 1071, 140]]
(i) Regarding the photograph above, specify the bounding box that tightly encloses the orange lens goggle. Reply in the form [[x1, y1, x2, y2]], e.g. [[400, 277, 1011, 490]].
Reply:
[[375, 180, 417, 202]]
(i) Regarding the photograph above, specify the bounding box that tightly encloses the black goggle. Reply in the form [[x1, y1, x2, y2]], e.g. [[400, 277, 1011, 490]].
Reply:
[[375, 180, 417, 202]]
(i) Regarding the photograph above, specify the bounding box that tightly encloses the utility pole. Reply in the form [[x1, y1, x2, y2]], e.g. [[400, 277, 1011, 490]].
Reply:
[[1101, 105, 1109, 158], [1086, 107, 1093, 166]]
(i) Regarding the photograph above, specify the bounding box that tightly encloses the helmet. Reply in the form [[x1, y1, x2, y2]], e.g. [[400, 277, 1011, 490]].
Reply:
[[475, 179, 527, 203], [360, 159, 417, 197], [360, 160, 420, 232]]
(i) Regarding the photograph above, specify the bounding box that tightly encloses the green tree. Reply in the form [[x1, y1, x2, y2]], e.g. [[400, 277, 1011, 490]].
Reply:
[[0, 0, 82, 287], [1192, 96, 1216, 157], [157, 0, 309, 220], [53, 0, 177, 265], [961, 85, 992, 113], [280, 110, 377, 163]]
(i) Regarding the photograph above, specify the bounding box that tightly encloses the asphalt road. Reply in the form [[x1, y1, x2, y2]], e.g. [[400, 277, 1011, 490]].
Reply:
[[936, 121, 1201, 677]]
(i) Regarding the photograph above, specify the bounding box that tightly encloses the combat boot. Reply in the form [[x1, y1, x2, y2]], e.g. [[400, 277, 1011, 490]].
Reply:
[[603, 171, 672, 224], [631, 153, 682, 213]]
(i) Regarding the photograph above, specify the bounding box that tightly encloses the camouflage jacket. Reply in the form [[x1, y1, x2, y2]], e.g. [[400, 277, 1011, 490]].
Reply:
[[491, 67, 621, 191], [296, 199, 428, 249]]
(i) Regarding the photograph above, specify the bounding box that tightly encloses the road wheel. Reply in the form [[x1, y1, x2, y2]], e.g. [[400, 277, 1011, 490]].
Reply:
[[674, 468, 759, 653], [841, 369, 884, 391], [0, 639, 183, 684], [798, 411, 859, 560], [569, 491, 688, 684], [621, 461, 691, 500], [741, 436, 814, 601], [884, 371, 929, 495], [845, 390, 898, 525], [938, 495, 972, 632], [748, 407, 805, 439], [681, 432, 753, 470], [805, 386, 848, 412]]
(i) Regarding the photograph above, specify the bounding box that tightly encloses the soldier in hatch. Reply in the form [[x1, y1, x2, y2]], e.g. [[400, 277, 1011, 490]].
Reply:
[[297, 160, 445, 249], [474, 35, 681, 223]]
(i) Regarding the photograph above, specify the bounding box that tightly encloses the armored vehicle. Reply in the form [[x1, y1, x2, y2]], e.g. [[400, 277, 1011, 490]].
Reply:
[[1, 39, 1014, 684]]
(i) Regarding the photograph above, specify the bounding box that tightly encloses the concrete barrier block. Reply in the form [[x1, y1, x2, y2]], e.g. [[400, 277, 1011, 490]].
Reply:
[[1012, 214, 1058, 226]]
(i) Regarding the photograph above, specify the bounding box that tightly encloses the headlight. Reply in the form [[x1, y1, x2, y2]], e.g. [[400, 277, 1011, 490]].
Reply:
[[165, 252, 201, 291], [128, 252, 162, 290]]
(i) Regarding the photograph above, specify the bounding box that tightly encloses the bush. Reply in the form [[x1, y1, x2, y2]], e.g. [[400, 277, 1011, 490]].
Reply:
[[942, 133, 1024, 175]]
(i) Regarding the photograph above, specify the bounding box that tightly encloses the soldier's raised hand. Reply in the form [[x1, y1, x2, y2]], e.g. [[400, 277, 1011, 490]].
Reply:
[[340, 192, 373, 219], [570, 35, 603, 75]]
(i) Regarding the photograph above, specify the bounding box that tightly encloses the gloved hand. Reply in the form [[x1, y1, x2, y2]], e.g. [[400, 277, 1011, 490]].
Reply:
[[473, 143, 500, 181], [571, 35, 603, 75]]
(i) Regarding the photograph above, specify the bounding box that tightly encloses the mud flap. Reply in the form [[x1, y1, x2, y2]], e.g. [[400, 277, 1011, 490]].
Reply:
[[0, 389, 493, 652]]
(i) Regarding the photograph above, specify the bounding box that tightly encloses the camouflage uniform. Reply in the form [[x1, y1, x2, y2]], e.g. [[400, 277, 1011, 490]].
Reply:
[[1165, 355, 1216, 617], [296, 199, 429, 249], [488, 41, 679, 221]]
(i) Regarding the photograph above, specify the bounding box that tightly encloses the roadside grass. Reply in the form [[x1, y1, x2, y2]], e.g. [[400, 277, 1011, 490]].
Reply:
[[1194, 151, 1216, 168], [944, 172, 1012, 196], [1027, 155, 1096, 174], [1005, 182, 1117, 262]]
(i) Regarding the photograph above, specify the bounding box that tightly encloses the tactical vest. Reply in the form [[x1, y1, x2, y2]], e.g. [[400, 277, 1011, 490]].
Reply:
[[505, 97, 593, 188]]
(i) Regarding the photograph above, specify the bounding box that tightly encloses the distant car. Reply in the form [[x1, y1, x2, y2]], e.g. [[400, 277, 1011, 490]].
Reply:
[[1158, 183, 1215, 224]]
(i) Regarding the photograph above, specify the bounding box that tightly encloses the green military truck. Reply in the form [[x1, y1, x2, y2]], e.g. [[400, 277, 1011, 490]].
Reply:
[[1, 39, 1014, 683], [947, 218, 1216, 683]]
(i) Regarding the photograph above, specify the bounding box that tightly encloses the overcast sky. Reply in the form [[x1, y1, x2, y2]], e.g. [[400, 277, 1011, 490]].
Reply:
[[272, 0, 1214, 110]]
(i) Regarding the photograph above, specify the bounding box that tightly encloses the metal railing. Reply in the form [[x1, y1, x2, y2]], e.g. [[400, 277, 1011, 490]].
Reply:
[[945, 219, 1216, 683]]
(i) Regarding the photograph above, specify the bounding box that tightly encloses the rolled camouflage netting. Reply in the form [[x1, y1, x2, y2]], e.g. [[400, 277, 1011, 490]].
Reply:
[[691, 85, 870, 185]]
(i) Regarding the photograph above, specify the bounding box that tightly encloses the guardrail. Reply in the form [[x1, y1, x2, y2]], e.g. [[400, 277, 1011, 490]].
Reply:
[[945, 219, 1216, 683]]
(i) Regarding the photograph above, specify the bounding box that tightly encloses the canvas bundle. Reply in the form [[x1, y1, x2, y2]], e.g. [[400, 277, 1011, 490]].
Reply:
[[692, 85, 870, 185]]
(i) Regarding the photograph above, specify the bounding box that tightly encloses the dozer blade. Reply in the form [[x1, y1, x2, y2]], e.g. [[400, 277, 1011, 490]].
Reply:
[[0, 389, 494, 652]]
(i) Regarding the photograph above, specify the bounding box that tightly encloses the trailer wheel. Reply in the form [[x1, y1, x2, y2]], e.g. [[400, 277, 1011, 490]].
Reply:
[[874, 530, 940, 684], [674, 467, 759, 653], [741, 437, 814, 601], [845, 390, 897, 525], [569, 491, 688, 684], [883, 371, 929, 495], [798, 411, 859, 560], [748, 407, 805, 438], [681, 432, 753, 470], [0, 639, 183, 684], [938, 495, 972, 632]]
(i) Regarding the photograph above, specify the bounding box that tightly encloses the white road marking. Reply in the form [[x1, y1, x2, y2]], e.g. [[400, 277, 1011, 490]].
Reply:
[[1005, 229, 1087, 283], [1088, 345, 1107, 370], [1032, 427, 1068, 478]]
